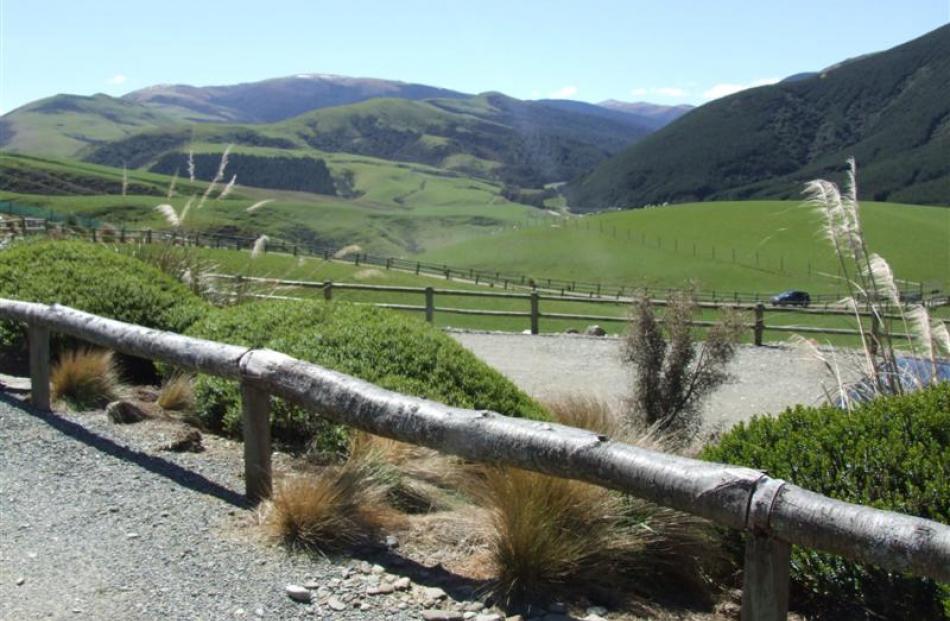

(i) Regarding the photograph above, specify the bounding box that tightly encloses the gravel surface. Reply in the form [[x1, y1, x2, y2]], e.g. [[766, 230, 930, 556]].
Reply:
[[0, 395, 494, 621], [450, 332, 842, 431]]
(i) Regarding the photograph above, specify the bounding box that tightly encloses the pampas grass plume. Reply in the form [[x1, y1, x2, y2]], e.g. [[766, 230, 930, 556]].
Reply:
[[155, 204, 181, 228], [251, 234, 269, 258], [246, 199, 274, 213]]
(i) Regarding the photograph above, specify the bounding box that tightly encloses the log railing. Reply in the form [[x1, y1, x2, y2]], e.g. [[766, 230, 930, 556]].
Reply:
[[2, 298, 949, 619]]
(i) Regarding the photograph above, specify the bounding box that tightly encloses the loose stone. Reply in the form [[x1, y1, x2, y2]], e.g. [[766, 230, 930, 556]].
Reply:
[[285, 585, 312, 603]]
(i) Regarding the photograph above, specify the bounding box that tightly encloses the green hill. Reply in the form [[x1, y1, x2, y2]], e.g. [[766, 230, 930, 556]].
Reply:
[[567, 24, 950, 210]]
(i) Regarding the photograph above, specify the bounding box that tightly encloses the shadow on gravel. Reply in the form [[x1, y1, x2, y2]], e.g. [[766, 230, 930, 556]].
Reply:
[[1, 393, 250, 509], [345, 545, 491, 604]]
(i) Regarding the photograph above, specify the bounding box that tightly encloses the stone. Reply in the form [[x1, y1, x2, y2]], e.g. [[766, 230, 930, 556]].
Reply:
[[368, 583, 394, 595], [565, 328, 579, 334], [302, 580, 321, 589], [371, 564, 386, 575], [327, 597, 347, 611], [584, 324, 606, 336], [421, 611, 463, 621], [423, 586, 447, 600], [505, 616, 525, 621], [463, 602, 485, 612], [385, 535, 399, 548], [583, 616, 607, 621], [394, 576, 411, 590], [285, 585, 312, 603], [161, 429, 204, 453], [585, 607, 607, 617], [15, 577, 25, 586], [474, 615, 502, 621], [106, 400, 150, 424]]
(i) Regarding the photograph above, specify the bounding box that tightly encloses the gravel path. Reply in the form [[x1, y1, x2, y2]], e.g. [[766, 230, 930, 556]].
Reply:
[[450, 332, 839, 431], [0, 395, 486, 621]]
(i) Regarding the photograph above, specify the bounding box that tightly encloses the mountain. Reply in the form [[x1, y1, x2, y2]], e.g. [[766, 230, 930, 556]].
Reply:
[[122, 74, 469, 123], [83, 92, 653, 188], [597, 100, 694, 128], [569, 25, 950, 210], [0, 94, 178, 158]]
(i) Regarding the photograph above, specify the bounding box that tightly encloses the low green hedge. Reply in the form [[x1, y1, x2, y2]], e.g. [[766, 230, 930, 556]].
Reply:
[[183, 299, 548, 452], [0, 240, 208, 371], [702, 384, 950, 618]]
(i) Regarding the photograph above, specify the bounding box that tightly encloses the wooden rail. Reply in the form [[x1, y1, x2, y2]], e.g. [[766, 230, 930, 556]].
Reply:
[[211, 274, 929, 344], [2, 298, 948, 619]]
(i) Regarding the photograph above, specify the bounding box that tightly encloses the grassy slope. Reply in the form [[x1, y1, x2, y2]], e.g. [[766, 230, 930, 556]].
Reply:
[[0, 152, 550, 255], [0, 94, 178, 158], [419, 201, 950, 295]]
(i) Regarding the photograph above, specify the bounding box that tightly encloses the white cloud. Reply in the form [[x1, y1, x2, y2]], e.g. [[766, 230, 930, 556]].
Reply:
[[629, 87, 648, 97], [549, 85, 578, 99], [655, 86, 687, 97], [703, 77, 779, 100], [107, 74, 127, 85]]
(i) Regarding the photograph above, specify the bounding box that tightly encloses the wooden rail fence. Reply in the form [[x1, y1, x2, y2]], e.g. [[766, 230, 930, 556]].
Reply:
[[3, 298, 948, 620], [2, 213, 944, 308], [212, 274, 933, 345]]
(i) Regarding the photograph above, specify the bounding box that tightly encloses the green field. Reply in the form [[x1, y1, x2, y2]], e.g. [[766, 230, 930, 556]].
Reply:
[[1, 152, 550, 255], [420, 200, 950, 296]]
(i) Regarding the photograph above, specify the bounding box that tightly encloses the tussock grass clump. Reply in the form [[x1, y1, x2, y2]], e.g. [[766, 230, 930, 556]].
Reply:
[[476, 401, 723, 607], [157, 374, 196, 413], [267, 443, 399, 551], [51, 349, 121, 410]]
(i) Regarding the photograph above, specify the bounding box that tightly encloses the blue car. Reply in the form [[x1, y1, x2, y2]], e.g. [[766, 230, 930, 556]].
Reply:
[[771, 290, 811, 307]]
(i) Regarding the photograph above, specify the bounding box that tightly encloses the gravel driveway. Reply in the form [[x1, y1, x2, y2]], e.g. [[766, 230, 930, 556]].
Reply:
[[450, 332, 839, 431], [0, 395, 481, 621]]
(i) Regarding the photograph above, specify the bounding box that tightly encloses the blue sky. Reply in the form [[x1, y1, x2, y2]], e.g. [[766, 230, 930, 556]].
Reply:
[[1, 0, 948, 113]]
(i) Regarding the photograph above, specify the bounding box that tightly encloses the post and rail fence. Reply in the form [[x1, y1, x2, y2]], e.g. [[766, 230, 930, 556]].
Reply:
[[209, 274, 938, 345], [2, 298, 949, 620], [1, 209, 944, 310]]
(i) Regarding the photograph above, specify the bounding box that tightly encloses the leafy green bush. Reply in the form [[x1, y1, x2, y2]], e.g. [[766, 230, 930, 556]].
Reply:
[[0, 240, 208, 371], [183, 299, 548, 452], [702, 384, 950, 618]]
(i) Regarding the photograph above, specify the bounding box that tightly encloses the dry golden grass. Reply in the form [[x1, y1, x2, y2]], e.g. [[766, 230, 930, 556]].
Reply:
[[474, 398, 725, 607], [267, 439, 403, 550], [51, 348, 121, 409], [157, 374, 196, 412]]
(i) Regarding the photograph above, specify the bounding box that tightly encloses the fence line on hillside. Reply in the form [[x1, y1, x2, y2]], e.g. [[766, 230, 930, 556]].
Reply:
[[210, 274, 935, 345], [3, 298, 948, 620], [1, 207, 943, 307]]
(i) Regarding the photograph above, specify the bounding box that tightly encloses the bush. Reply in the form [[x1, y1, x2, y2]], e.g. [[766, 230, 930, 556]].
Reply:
[[0, 240, 209, 372], [701, 384, 950, 618], [184, 299, 547, 451]]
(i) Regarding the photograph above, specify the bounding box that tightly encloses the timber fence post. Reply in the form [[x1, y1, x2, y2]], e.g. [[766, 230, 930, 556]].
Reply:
[[869, 313, 880, 356], [323, 281, 333, 301], [742, 534, 791, 620], [754, 304, 765, 346], [240, 381, 272, 503], [28, 325, 50, 411], [530, 292, 540, 335], [424, 287, 434, 323]]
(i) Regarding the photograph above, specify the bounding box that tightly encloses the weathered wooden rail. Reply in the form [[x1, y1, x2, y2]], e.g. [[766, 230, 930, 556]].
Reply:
[[212, 274, 932, 345], [3, 298, 948, 619]]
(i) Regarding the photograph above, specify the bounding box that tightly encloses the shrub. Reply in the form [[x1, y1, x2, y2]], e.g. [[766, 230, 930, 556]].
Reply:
[[51, 348, 121, 410], [183, 299, 547, 451], [623, 290, 742, 441], [701, 383, 950, 618], [0, 240, 209, 373]]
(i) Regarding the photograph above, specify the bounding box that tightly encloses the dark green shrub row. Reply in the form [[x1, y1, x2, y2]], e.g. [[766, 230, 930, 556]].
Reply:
[[702, 384, 950, 619], [150, 152, 337, 195], [183, 299, 548, 452], [0, 240, 208, 372]]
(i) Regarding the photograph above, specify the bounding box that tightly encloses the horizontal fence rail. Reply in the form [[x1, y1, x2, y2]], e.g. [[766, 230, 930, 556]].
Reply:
[[2, 210, 945, 309], [210, 274, 936, 345], [2, 298, 949, 619]]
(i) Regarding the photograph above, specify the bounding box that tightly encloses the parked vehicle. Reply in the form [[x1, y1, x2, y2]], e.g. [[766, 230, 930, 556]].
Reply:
[[770, 290, 811, 307]]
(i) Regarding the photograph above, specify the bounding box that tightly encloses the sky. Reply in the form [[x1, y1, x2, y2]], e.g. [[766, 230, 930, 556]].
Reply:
[[1, 0, 948, 114]]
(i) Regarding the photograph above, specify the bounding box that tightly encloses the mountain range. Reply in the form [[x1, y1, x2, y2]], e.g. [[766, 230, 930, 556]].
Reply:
[[3, 24, 949, 208], [567, 24, 950, 208]]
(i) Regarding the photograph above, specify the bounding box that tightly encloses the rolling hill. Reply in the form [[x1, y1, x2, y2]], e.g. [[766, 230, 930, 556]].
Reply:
[[76, 93, 653, 188], [122, 74, 470, 123], [568, 24, 950, 209]]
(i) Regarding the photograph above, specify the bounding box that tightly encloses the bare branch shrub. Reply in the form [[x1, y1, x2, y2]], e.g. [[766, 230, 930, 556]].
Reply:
[[622, 290, 742, 440]]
